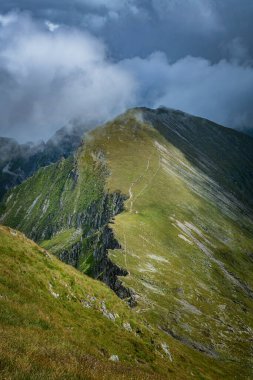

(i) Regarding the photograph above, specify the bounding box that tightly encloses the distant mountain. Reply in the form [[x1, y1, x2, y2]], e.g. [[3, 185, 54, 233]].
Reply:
[[0, 124, 86, 199], [243, 127, 253, 138], [1, 107, 253, 378]]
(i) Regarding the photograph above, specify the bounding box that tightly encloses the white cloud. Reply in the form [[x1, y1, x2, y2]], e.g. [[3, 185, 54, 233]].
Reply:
[[0, 10, 253, 142], [120, 52, 253, 129], [0, 12, 17, 26], [0, 12, 136, 141], [45, 20, 59, 32]]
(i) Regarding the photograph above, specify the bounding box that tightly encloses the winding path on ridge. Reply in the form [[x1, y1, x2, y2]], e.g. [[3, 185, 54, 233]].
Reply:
[[126, 151, 160, 213]]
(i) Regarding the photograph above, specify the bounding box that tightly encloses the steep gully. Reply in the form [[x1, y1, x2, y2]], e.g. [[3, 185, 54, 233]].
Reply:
[[58, 190, 137, 307]]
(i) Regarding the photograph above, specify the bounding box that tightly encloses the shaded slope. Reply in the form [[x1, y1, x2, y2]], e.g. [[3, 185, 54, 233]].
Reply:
[[1, 107, 253, 378], [142, 107, 253, 214]]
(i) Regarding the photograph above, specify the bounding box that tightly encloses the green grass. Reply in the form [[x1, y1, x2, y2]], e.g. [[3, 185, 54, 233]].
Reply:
[[1, 107, 253, 378], [89, 110, 253, 377], [0, 225, 172, 379], [41, 228, 82, 254], [0, 225, 243, 379]]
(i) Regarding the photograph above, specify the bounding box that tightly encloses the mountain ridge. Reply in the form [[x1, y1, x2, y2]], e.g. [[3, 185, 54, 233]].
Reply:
[[1, 107, 253, 378]]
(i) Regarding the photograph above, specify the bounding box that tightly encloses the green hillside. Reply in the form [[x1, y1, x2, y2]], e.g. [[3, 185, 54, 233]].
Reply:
[[0, 225, 168, 379], [1, 107, 253, 378]]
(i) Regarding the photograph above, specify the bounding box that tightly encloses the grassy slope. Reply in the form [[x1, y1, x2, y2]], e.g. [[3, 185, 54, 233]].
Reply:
[[1, 108, 253, 378], [89, 109, 253, 377], [0, 148, 105, 242], [0, 227, 240, 380], [0, 143, 111, 281], [0, 225, 175, 380]]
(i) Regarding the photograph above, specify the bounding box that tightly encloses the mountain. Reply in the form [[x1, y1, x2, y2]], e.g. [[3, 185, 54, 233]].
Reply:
[[1, 107, 253, 378], [243, 128, 253, 138], [0, 124, 86, 200], [0, 225, 173, 379]]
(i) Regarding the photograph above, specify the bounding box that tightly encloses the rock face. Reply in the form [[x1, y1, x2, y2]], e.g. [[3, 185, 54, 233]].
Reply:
[[59, 241, 83, 268], [91, 225, 136, 306], [57, 191, 136, 305]]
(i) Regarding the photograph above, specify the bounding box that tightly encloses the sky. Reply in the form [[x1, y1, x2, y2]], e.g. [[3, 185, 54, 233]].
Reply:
[[0, 1, 253, 141]]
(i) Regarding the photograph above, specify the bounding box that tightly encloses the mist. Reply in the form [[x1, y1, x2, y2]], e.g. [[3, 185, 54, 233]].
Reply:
[[0, 7, 253, 142], [0, 12, 136, 141]]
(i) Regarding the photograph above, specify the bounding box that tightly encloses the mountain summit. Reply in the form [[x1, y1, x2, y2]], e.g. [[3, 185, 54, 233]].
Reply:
[[1, 107, 253, 378]]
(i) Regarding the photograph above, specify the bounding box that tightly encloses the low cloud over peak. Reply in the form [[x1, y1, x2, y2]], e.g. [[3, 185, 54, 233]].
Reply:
[[0, 12, 136, 141], [0, 8, 253, 142]]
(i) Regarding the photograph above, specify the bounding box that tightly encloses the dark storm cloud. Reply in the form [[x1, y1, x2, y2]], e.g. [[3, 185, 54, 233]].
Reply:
[[0, 1, 253, 141], [120, 53, 253, 129], [1, 0, 253, 62]]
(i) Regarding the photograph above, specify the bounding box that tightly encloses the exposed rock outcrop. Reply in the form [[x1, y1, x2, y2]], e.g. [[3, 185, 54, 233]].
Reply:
[[59, 240, 83, 268], [55, 190, 136, 306], [91, 225, 136, 306]]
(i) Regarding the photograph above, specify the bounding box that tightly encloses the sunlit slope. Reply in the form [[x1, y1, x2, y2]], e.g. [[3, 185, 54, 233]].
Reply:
[[0, 225, 176, 380], [1, 107, 253, 378], [90, 108, 253, 376]]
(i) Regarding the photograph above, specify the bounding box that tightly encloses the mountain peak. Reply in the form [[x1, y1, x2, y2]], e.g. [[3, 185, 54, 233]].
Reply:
[[1, 109, 253, 378]]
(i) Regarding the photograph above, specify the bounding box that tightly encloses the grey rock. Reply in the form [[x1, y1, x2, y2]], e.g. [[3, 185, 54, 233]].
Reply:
[[109, 355, 119, 362]]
